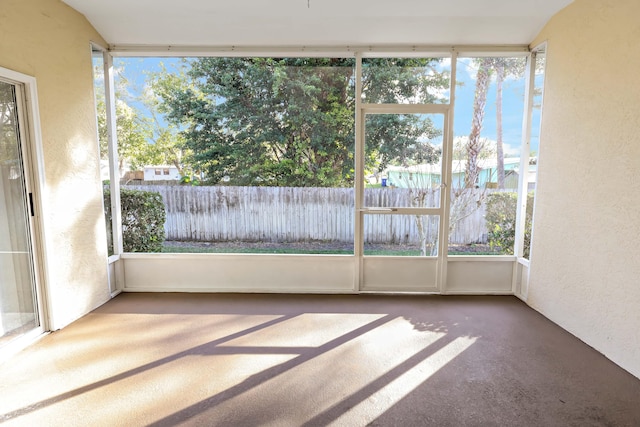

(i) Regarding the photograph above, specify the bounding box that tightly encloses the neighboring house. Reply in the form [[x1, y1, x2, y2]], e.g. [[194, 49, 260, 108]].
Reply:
[[452, 158, 522, 189], [386, 158, 526, 189], [143, 165, 181, 181], [508, 164, 538, 191], [386, 164, 442, 188]]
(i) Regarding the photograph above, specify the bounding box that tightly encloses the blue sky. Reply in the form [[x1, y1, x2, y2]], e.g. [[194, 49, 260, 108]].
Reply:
[[114, 56, 539, 156]]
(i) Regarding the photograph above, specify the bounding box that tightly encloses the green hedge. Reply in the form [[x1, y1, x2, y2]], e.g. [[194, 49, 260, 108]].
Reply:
[[485, 191, 534, 258], [104, 188, 166, 254]]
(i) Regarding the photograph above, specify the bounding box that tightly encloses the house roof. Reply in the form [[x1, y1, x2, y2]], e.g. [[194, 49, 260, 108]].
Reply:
[[387, 157, 522, 175], [62, 0, 573, 50], [144, 165, 178, 169]]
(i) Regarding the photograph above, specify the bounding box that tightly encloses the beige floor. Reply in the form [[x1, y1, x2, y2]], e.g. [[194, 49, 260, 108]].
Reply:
[[0, 293, 639, 426]]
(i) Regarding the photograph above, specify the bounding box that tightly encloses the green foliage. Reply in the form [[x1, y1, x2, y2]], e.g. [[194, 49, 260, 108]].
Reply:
[[142, 64, 196, 176], [485, 192, 534, 257], [94, 62, 190, 175], [180, 175, 200, 186], [103, 188, 166, 253], [0, 82, 19, 163], [94, 74, 152, 170], [152, 57, 449, 187]]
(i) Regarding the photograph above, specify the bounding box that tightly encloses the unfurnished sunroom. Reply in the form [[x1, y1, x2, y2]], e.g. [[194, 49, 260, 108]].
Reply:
[[0, 0, 639, 392]]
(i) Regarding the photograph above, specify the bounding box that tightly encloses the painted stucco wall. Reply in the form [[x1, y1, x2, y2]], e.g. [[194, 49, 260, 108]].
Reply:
[[529, 0, 640, 378], [0, 0, 110, 329]]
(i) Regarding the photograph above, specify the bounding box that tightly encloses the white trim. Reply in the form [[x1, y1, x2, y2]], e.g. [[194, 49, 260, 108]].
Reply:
[[361, 104, 450, 114], [448, 255, 515, 262], [108, 44, 530, 58], [354, 52, 364, 291], [513, 53, 536, 282], [121, 288, 357, 294], [526, 42, 548, 266], [358, 207, 444, 215], [120, 253, 514, 294], [104, 53, 124, 259], [360, 106, 450, 292], [516, 42, 547, 300], [443, 291, 514, 295], [439, 50, 457, 294], [90, 39, 108, 52], [91, 43, 115, 299], [0, 66, 51, 335]]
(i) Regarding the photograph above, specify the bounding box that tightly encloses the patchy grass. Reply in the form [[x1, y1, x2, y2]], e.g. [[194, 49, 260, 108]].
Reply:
[[162, 241, 502, 256], [163, 245, 351, 255]]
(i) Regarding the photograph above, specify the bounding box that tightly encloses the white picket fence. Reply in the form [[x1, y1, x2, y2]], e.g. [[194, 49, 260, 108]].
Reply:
[[125, 185, 506, 244]]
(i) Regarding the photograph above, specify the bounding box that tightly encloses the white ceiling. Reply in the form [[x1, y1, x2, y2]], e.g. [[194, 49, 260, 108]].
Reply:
[[63, 0, 573, 48]]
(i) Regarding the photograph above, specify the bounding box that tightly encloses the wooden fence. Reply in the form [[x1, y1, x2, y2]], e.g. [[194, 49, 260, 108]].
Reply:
[[125, 185, 508, 244]]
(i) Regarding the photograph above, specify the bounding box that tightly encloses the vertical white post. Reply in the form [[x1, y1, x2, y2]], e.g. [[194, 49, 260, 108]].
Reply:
[[103, 52, 124, 289], [354, 52, 364, 292], [439, 50, 457, 294], [514, 53, 536, 265]]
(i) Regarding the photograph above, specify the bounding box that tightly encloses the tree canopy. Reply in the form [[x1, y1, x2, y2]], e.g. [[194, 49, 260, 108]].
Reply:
[[153, 57, 449, 187], [0, 82, 19, 164], [94, 63, 191, 177]]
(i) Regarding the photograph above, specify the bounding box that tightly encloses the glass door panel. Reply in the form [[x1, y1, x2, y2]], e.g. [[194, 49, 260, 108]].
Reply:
[[360, 110, 447, 292], [0, 80, 39, 346], [363, 214, 439, 256], [364, 113, 444, 209]]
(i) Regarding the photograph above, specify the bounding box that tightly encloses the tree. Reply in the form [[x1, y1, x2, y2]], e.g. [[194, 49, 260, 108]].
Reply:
[[461, 57, 526, 189], [485, 191, 534, 258], [495, 60, 505, 188], [94, 65, 152, 175], [143, 65, 195, 178], [464, 58, 493, 189], [451, 58, 498, 242], [0, 82, 18, 164], [153, 57, 449, 186], [94, 63, 192, 178], [493, 58, 526, 188], [452, 136, 496, 161], [447, 58, 494, 244], [450, 56, 528, 248], [393, 170, 440, 256]]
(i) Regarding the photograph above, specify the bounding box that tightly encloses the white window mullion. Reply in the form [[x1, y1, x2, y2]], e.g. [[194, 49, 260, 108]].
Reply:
[[439, 50, 457, 294], [103, 53, 124, 259], [354, 52, 364, 291], [514, 53, 536, 263]]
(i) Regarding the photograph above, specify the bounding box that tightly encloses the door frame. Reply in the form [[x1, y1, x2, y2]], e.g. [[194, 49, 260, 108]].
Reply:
[[0, 66, 50, 360], [355, 105, 452, 292], [351, 53, 456, 293]]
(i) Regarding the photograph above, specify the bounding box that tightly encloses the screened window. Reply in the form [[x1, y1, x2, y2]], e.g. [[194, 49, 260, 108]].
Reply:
[[449, 56, 527, 255]]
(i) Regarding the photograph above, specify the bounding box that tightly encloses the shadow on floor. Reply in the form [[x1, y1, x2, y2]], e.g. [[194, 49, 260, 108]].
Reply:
[[1, 293, 639, 426]]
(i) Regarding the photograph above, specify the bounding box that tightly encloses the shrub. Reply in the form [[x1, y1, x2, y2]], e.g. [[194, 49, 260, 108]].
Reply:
[[485, 191, 534, 258], [103, 188, 166, 254]]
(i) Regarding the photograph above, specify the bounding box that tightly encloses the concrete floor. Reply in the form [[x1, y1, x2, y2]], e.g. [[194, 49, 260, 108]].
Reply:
[[0, 293, 639, 426]]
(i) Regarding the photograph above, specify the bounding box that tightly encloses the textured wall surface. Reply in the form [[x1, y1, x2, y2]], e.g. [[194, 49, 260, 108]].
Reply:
[[0, 0, 110, 329], [529, 0, 640, 378]]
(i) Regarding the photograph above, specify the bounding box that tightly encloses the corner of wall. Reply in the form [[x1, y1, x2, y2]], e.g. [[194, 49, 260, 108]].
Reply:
[[0, 0, 112, 331], [525, 0, 640, 380]]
